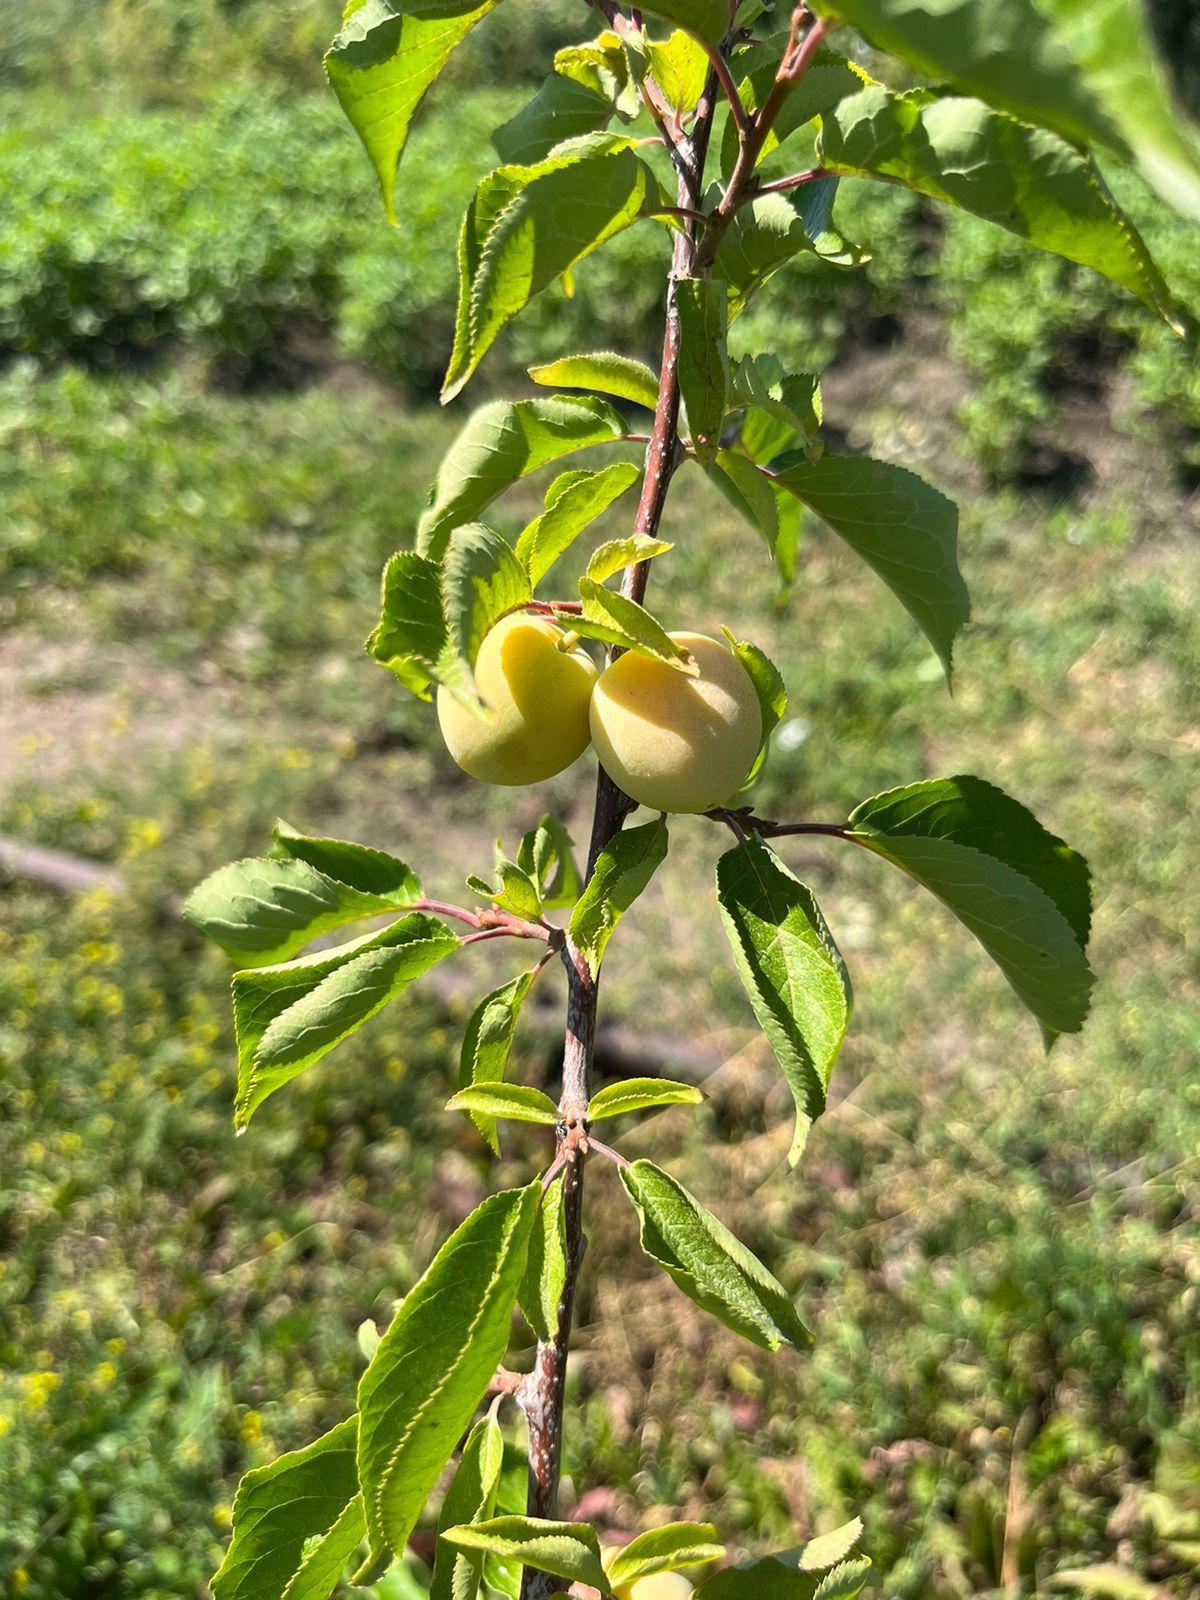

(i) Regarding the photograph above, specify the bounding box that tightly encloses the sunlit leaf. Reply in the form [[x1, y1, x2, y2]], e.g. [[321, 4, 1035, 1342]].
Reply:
[[356, 1184, 539, 1566], [569, 818, 669, 971], [620, 1159, 813, 1349]]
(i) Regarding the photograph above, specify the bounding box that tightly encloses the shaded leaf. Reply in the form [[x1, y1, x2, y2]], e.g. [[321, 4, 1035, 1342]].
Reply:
[[729, 355, 822, 456], [528, 351, 661, 411], [417, 396, 628, 562], [326, 0, 499, 224], [515, 814, 583, 909], [356, 1184, 539, 1565], [720, 629, 787, 787], [620, 1159, 813, 1350], [211, 1417, 361, 1600], [848, 775, 1094, 1040], [444, 136, 659, 400], [707, 448, 781, 559], [441, 1518, 608, 1592], [231, 914, 457, 1128], [771, 451, 967, 681], [695, 1519, 868, 1600], [431, 1412, 504, 1600], [635, 0, 729, 47], [587, 1077, 704, 1120], [458, 969, 538, 1153], [492, 73, 613, 164], [716, 836, 851, 1165], [516, 461, 642, 587], [716, 180, 867, 315], [677, 276, 729, 462], [817, 86, 1181, 330], [568, 818, 669, 971]]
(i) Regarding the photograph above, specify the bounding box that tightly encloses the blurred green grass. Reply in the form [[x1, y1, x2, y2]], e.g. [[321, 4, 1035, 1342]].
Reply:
[[2, 7, 1199, 1599]]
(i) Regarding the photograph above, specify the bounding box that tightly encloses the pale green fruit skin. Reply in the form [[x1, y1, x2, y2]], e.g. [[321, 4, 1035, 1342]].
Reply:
[[614, 1573, 695, 1600], [589, 631, 762, 813], [436, 611, 597, 785]]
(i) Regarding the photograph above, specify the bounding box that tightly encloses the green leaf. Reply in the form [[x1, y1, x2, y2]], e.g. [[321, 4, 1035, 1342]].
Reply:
[[515, 461, 642, 588], [417, 396, 628, 562], [528, 352, 661, 411], [325, 0, 500, 225], [646, 30, 710, 114], [472, 848, 545, 921], [270, 820, 423, 904], [556, 31, 641, 117], [808, 0, 1200, 224], [284, 1497, 369, 1600], [696, 1521, 869, 1600], [817, 86, 1182, 331], [458, 969, 538, 1153], [587, 1077, 704, 1120], [719, 629, 787, 787], [515, 814, 583, 909], [634, 0, 729, 47], [707, 448, 781, 559], [721, 48, 869, 179], [677, 277, 730, 464], [575, 580, 697, 671], [211, 1417, 362, 1600], [697, 1557, 871, 1600], [437, 523, 532, 708], [620, 1159, 813, 1350], [447, 1083, 560, 1125], [444, 137, 659, 400], [729, 356, 822, 456], [441, 1518, 609, 1593], [231, 913, 458, 1128], [185, 848, 422, 970], [771, 451, 968, 681], [716, 180, 867, 315], [568, 817, 669, 971], [518, 1174, 568, 1341], [848, 775, 1094, 1040], [492, 73, 614, 164], [716, 836, 852, 1165], [356, 1183, 540, 1567], [586, 535, 673, 585], [366, 551, 446, 697], [431, 1412, 504, 1600], [607, 1523, 724, 1587]]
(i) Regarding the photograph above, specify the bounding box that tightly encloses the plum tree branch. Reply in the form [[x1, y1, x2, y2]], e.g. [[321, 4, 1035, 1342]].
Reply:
[[515, 42, 723, 1600]]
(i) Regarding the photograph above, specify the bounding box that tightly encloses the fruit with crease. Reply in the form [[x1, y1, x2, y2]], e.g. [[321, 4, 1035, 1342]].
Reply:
[[589, 631, 762, 812], [601, 1547, 696, 1600], [437, 611, 597, 785]]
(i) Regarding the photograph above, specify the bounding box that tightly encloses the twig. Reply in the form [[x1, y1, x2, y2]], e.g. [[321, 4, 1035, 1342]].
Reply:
[[704, 807, 852, 841], [754, 165, 828, 198]]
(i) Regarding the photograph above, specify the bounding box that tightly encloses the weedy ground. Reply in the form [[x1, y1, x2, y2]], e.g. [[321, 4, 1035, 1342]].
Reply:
[[1, 21, 1199, 1600]]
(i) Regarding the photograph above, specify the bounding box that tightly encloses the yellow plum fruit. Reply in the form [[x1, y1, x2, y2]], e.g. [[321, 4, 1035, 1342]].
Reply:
[[615, 1574, 695, 1600], [589, 631, 762, 812], [436, 611, 597, 785]]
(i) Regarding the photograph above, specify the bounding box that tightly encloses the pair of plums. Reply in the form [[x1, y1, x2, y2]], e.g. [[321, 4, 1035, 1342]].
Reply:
[[436, 611, 762, 814]]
